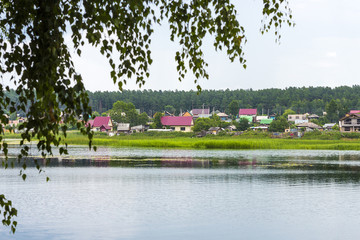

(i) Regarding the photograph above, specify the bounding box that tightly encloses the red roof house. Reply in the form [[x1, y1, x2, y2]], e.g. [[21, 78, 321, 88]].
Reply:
[[90, 116, 113, 132], [239, 109, 257, 116], [86, 120, 94, 128], [161, 116, 194, 132]]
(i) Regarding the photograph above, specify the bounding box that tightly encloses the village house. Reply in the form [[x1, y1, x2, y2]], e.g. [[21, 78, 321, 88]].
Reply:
[[208, 127, 222, 135], [117, 123, 130, 134], [255, 115, 269, 123], [323, 123, 336, 131], [238, 115, 253, 123], [288, 114, 308, 124], [239, 108, 257, 116], [339, 114, 360, 132], [308, 114, 319, 120], [131, 125, 146, 133], [182, 111, 192, 117], [191, 108, 210, 118], [239, 109, 257, 123], [217, 112, 229, 121], [161, 116, 194, 132], [88, 116, 113, 132], [296, 122, 323, 132]]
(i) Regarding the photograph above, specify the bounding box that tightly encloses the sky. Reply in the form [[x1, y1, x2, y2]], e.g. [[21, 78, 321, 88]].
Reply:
[[70, 0, 360, 92]]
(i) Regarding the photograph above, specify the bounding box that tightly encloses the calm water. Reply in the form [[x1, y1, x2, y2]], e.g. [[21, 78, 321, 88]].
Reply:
[[2, 148, 360, 239]]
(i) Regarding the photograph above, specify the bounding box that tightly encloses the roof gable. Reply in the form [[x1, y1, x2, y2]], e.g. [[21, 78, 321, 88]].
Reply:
[[161, 116, 193, 126], [239, 109, 257, 115], [340, 114, 360, 121], [93, 116, 112, 127]]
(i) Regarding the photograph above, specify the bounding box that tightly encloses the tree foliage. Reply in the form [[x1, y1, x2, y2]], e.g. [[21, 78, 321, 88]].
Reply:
[[0, 0, 293, 232], [152, 112, 164, 129], [192, 115, 227, 132], [227, 100, 239, 117], [107, 101, 148, 126], [164, 105, 176, 115], [269, 116, 289, 132], [236, 118, 250, 131], [282, 109, 295, 119], [192, 118, 214, 132], [86, 86, 358, 119], [325, 99, 338, 122]]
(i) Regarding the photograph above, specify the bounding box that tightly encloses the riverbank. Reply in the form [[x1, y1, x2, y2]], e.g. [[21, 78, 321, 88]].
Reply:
[[5, 131, 360, 150]]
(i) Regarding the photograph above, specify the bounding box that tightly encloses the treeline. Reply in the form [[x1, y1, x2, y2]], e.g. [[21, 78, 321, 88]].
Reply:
[[88, 85, 360, 116]]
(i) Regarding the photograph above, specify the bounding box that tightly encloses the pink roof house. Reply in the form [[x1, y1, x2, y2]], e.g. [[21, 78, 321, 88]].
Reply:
[[239, 109, 257, 116], [90, 116, 113, 132], [350, 110, 360, 114], [161, 116, 194, 132]]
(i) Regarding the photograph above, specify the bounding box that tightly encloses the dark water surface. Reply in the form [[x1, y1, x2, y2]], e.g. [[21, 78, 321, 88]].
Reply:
[[1, 148, 360, 239]]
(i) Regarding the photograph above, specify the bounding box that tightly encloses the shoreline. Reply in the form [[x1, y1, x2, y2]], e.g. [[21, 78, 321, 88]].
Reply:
[[4, 131, 360, 150]]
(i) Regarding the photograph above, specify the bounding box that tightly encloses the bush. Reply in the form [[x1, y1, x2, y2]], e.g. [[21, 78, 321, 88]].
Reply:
[[341, 132, 360, 139]]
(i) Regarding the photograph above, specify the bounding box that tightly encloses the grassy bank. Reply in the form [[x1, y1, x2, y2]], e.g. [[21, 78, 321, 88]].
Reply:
[[5, 131, 360, 150], [63, 132, 360, 150]]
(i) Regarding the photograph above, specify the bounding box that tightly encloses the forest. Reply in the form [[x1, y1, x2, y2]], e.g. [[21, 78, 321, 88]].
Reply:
[[87, 86, 359, 117]]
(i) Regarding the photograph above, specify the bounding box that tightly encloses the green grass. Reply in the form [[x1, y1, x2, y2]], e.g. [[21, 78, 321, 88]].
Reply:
[[64, 133, 360, 150], [5, 131, 360, 150]]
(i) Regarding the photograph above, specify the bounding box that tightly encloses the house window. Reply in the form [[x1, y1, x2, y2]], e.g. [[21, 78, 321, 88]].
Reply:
[[345, 127, 351, 131], [180, 127, 186, 131], [289, 116, 292, 119], [357, 119, 360, 125], [170, 127, 175, 130], [295, 116, 299, 119], [344, 119, 352, 124]]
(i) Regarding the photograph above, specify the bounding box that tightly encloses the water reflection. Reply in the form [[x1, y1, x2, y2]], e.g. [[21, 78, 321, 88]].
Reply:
[[3, 148, 360, 239]]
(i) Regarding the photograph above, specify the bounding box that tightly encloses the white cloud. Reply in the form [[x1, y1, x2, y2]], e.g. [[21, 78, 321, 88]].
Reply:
[[326, 52, 337, 57]]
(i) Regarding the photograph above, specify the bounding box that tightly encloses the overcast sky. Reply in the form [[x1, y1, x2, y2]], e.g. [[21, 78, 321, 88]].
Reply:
[[70, 0, 360, 92]]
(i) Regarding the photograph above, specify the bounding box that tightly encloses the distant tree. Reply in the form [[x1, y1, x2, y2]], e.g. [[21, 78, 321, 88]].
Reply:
[[325, 100, 338, 122], [210, 114, 221, 125], [138, 112, 149, 126], [236, 118, 250, 131], [193, 118, 213, 132], [268, 117, 289, 132], [152, 112, 164, 129], [92, 111, 100, 118], [227, 100, 239, 117], [108, 101, 146, 126], [282, 109, 295, 119], [332, 124, 340, 131], [164, 105, 176, 115]]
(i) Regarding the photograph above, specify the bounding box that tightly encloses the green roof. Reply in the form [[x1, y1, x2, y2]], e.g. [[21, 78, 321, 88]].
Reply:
[[260, 119, 273, 125], [239, 116, 253, 122]]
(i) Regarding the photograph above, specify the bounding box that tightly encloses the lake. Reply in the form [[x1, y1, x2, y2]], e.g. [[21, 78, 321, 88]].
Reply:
[[1, 147, 360, 239]]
